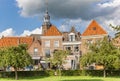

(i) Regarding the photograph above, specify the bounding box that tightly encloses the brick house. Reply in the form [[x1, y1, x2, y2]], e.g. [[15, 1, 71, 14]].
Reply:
[[81, 20, 108, 70], [0, 10, 108, 70], [81, 20, 108, 54]]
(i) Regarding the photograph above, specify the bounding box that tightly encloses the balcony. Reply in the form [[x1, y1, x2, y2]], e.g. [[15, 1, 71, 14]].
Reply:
[[69, 51, 81, 55], [62, 41, 81, 45]]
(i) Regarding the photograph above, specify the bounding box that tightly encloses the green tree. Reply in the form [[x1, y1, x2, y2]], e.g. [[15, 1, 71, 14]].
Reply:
[[80, 37, 120, 77], [51, 50, 69, 76], [110, 24, 120, 38], [0, 48, 8, 70], [0, 44, 32, 80]]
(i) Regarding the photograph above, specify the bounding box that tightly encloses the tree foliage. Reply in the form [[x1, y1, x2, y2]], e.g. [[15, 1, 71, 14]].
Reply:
[[0, 44, 32, 80], [0, 48, 8, 69], [51, 50, 69, 75], [110, 24, 120, 38], [80, 37, 120, 77]]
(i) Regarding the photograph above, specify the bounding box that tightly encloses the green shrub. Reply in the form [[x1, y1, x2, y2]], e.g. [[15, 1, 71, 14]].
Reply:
[[0, 70, 55, 78], [0, 70, 120, 78]]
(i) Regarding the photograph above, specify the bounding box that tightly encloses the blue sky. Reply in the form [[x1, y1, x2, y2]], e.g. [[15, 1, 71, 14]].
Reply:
[[0, 0, 42, 35], [0, 0, 120, 37]]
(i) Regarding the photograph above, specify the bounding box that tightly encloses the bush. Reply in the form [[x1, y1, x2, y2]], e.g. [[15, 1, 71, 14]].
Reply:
[[0, 70, 55, 78], [0, 70, 120, 78], [61, 70, 120, 76]]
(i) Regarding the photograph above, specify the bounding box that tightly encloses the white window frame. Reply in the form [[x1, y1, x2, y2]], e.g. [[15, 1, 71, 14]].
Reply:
[[45, 40, 50, 47], [73, 45, 79, 52], [34, 48, 38, 54], [69, 33, 75, 41], [87, 40, 93, 44], [54, 41, 59, 47], [45, 49, 51, 57]]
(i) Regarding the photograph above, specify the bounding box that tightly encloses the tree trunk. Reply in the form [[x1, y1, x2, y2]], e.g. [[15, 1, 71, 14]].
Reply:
[[3, 66, 6, 71], [103, 69, 106, 78], [14, 68, 18, 80], [58, 65, 61, 76]]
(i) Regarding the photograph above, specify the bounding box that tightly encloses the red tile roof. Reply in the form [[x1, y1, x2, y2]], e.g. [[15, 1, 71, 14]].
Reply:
[[0, 37, 33, 48], [82, 20, 107, 36], [43, 25, 62, 36]]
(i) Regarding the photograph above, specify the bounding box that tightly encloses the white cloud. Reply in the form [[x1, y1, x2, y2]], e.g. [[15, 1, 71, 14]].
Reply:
[[98, 0, 120, 8], [0, 28, 15, 38], [0, 27, 42, 38], [16, 0, 44, 17], [16, 0, 101, 19], [95, 0, 120, 37], [20, 27, 42, 36], [16, 0, 120, 37], [59, 19, 82, 32], [59, 18, 90, 33]]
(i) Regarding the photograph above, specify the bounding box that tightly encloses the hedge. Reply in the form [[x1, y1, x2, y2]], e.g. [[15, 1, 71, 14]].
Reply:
[[0, 70, 120, 78], [0, 70, 54, 78], [61, 70, 103, 76]]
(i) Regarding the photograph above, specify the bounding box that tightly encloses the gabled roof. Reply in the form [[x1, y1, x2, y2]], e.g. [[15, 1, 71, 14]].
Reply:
[[43, 25, 62, 36], [82, 20, 107, 36], [0, 37, 33, 48]]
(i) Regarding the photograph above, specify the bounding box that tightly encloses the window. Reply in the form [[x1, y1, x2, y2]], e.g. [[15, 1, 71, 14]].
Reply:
[[71, 60, 76, 70], [87, 40, 93, 44], [93, 27, 96, 30], [33, 60, 39, 65], [66, 47, 71, 51], [54, 41, 59, 47], [69, 33, 75, 41], [45, 49, 50, 57], [45, 40, 50, 47], [34, 48, 38, 55], [74, 45, 79, 52]]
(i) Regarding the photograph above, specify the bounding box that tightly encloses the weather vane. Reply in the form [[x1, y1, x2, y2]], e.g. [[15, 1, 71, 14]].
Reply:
[[45, 0, 48, 11]]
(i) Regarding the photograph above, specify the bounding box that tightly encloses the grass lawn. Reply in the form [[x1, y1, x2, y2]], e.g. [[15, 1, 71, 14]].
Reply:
[[0, 76, 120, 81]]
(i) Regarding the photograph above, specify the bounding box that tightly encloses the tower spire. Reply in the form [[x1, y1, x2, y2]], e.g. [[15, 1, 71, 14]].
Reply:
[[42, 0, 51, 34], [43, 0, 51, 26], [45, 0, 48, 12]]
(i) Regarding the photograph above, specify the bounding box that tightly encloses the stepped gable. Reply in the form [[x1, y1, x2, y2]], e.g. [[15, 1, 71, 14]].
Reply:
[[0, 37, 33, 48], [82, 20, 107, 36], [43, 25, 62, 36], [70, 26, 76, 33]]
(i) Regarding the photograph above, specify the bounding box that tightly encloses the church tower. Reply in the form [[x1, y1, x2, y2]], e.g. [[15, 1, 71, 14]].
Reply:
[[42, 9, 51, 34]]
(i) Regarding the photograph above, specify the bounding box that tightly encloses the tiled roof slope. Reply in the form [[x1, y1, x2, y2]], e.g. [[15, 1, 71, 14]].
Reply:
[[43, 25, 62, 36], [0, 37, 33, 48], [82, 20, 107, 36]]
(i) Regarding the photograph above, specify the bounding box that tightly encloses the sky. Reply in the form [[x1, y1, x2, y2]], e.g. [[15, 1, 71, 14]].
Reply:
[[0, 0, 120, 37]]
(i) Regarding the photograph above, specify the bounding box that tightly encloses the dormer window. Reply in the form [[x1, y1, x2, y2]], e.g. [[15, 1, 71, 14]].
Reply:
[[69, 33, 75, 41]]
